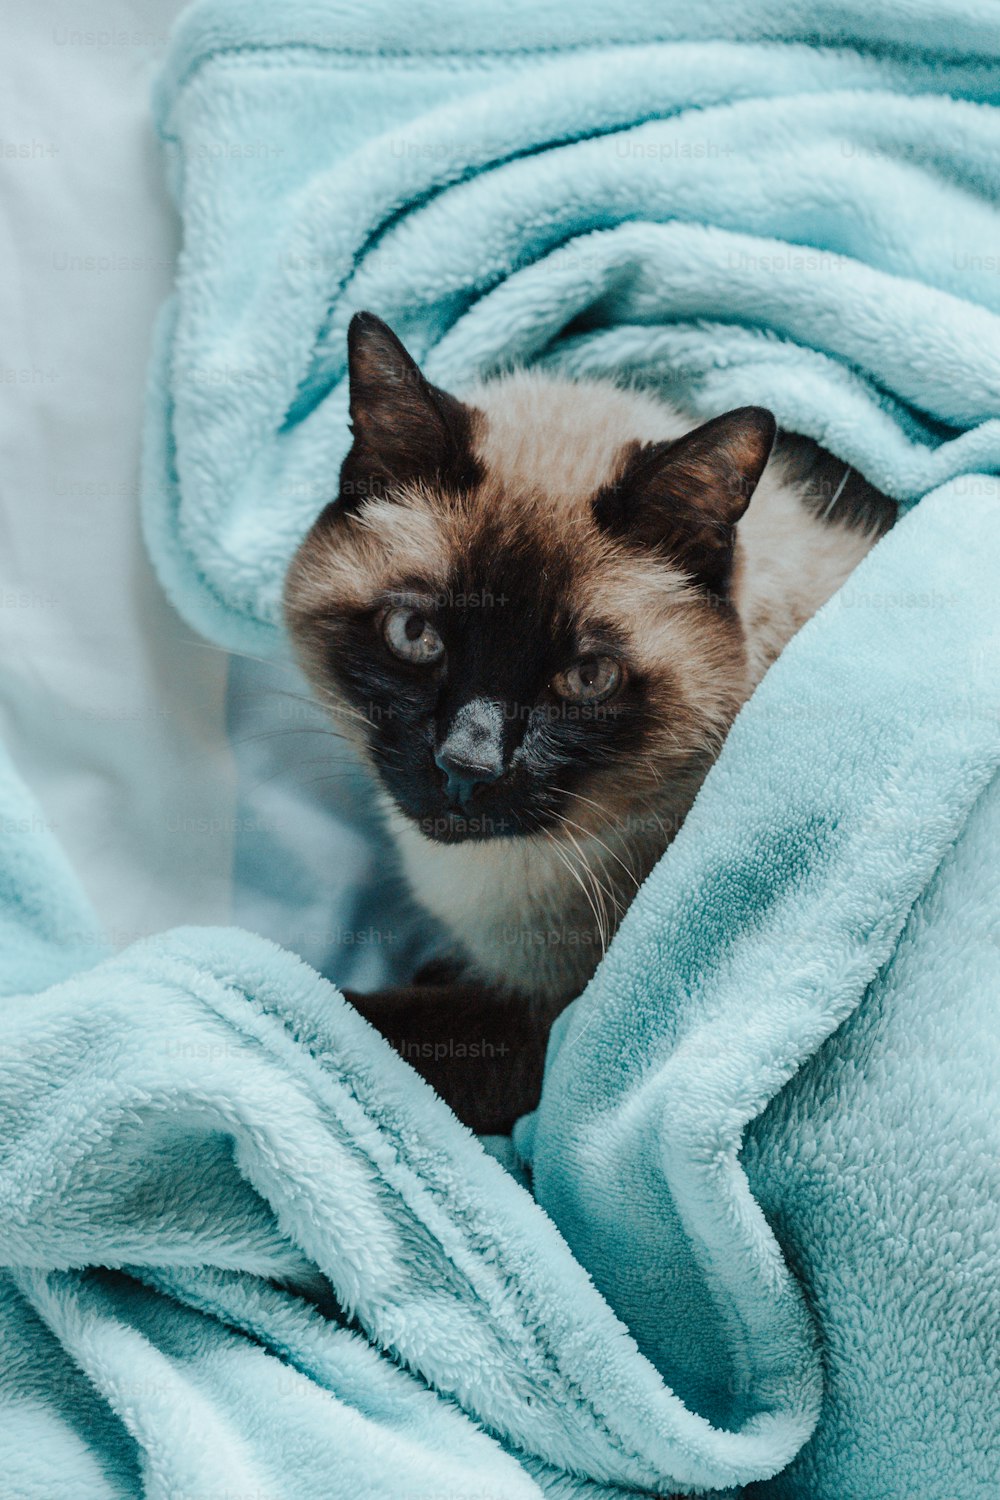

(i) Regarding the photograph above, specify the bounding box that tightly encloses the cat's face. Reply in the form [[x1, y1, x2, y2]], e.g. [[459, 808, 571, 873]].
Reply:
[[285, 314, 775, 845]]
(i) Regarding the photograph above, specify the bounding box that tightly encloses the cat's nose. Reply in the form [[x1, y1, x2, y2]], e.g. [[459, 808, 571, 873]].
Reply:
[[434, 749, 503, 807], [435, 699, 505, 807]]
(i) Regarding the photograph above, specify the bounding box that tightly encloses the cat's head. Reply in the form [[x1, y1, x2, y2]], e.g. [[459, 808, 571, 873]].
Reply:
[[284, 313, 775, 845]]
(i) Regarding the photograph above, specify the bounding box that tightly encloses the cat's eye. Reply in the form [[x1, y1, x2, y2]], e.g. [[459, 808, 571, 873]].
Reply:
[[551, 655, 623, 705], [382, 606, 445, 664]]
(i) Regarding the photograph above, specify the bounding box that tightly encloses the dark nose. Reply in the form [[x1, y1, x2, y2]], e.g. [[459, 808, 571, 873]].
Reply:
[[434, 699, 505, 808], [434, 750, 502, 807]]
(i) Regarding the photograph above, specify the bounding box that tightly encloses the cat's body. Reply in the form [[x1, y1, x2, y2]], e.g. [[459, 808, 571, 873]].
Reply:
[[285, 314, 895, 1127]]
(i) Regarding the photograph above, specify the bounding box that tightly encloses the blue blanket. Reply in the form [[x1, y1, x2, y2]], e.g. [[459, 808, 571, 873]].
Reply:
[[2, 1, 999, 1495]]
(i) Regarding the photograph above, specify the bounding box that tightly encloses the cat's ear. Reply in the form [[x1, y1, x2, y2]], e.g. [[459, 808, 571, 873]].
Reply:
[[594, 406, 776, 596], [338, 312, 483, 515]]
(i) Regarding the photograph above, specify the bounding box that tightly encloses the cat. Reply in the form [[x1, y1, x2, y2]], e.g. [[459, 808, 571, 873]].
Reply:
[[284, 311, 896, 1133]]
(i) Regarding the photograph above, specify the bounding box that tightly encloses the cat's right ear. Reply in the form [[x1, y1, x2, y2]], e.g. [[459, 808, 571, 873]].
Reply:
[[336, 313, 483, 516], [593, 406, 776, 597]]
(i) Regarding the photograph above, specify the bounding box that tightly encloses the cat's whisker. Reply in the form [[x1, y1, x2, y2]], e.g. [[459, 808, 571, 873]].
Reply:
[[223, 684, 392, 746], [170, 636, 294, 672], [556, 783, 639, 831], [228, 726, 363, 750], [545, 785, 659, 873], [559, 823, 617, 954], [567, 834, 625, 937], [313, 695, 373, 727], [229, 712, 404, 766], [272, 771, 392, 800], [308, 694, 377, 730], [557, 785, 615, 819], [631, 792, 671, 842], [533, 818, 609, 959], [240, 759, 371, 798], [546, 806, 641, 894]]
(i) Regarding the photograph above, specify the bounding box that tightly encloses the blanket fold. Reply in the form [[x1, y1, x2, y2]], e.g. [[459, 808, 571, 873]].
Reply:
[[2, 1, 999, 1496], [0, 920, 826, 1495]]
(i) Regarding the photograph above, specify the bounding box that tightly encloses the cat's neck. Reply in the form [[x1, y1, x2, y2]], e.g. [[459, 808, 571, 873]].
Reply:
[[386, 795, 675, 1003]]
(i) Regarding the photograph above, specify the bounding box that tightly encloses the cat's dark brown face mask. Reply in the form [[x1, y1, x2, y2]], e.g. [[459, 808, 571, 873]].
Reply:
[[284, 313, 775, 845]]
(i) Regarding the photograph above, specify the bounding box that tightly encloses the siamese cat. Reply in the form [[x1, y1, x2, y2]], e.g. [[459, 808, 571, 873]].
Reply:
[[285, 312, 895, 1133]]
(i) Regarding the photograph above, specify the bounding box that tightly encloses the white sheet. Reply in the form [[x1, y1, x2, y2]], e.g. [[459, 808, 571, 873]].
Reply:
[[0, 0, 239, 943]]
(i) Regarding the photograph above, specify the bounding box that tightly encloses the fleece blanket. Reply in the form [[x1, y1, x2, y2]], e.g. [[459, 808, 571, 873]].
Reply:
[[1, 1, 999, 1496]]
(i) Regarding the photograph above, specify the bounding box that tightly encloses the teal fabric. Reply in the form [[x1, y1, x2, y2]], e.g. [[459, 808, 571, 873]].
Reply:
[[1, 1, 998, 1495]]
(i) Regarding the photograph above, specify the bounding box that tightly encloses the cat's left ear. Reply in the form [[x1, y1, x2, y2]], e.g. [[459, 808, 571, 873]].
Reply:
[[594, 406, 776, 597], [338, 312, 483, 515]]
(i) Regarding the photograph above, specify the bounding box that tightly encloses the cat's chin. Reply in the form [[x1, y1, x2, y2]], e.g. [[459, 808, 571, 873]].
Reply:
[[375, 789, 540, 845], [370, 772, 552, 844], [398, 806, 535, 845]]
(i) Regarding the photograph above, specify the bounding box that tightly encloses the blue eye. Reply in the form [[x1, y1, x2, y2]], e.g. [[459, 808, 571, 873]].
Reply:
[[551, 656, 622, 704], [382, 606, 445, 664]]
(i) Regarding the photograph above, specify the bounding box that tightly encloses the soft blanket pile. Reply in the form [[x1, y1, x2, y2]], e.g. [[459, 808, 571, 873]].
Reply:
[[1, 1, 999, 1495]]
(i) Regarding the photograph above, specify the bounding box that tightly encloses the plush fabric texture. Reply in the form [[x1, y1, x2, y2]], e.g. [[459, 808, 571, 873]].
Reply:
[[2, 0, 998, 1495]]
